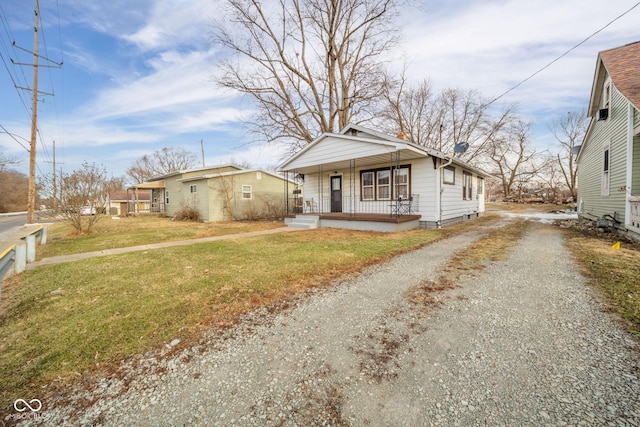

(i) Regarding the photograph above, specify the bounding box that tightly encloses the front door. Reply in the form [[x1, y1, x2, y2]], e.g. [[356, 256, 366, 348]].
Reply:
[[331, 176, 342, 213]]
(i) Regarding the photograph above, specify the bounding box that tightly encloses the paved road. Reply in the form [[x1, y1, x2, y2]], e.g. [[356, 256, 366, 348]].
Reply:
[[0, 215, 27, 236], [27, 220, 640, 426]]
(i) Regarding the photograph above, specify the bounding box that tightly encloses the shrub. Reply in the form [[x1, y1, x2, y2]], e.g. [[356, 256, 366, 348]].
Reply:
[[173, 205, 202, 222]]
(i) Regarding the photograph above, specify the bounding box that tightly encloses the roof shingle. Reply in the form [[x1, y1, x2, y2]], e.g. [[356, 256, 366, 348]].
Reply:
[[600, 41, 640, 110]]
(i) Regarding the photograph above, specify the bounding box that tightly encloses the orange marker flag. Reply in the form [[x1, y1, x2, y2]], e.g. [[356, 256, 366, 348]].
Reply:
[[611, 241, 621, 251]]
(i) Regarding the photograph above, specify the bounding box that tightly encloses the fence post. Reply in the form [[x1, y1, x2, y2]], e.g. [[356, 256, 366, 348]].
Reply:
[[39, 225, 47, 245], [14, 243, 26, 274], [25, 234, 36, 263]]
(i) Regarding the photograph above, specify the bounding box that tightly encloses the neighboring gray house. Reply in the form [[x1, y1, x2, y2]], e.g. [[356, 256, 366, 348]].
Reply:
[[576, 41, 640, 240], [133, 165, 297, 222], [279, 123, 488, 232]]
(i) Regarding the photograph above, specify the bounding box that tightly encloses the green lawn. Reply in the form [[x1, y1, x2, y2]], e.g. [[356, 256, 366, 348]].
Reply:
[[38, 216, 284, 258], [1, 219, 486, 407]]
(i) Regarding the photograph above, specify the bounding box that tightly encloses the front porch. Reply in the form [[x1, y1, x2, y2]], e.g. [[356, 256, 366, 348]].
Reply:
[[285, 212, 422, 232]]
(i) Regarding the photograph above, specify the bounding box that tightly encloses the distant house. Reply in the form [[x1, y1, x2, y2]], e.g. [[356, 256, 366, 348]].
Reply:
[[135, 165, 296, 222], [279, 123, 488, 232], [576, 41, 640, 240], [108, 189, 151, 216]]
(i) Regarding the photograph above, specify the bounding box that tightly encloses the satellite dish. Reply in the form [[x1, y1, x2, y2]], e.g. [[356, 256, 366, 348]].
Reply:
[[454, 142, 469, 153], [571, 145, 581, 155]]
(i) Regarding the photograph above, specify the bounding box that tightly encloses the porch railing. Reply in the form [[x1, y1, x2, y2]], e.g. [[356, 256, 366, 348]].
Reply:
[[287, 194, 420, 216]]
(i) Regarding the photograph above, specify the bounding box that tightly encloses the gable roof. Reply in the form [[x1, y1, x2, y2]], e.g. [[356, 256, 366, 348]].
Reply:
[[178, 168, 293, 183], [589, 41, 640, 115], [279, 123, 488, 177], [145, 164, 244, 182]]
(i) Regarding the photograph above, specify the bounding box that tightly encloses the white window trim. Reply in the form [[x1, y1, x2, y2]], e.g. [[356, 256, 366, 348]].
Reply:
[[360, 166, 410, 201], [463, 171, 473, 200], [242, 184, 252, 199], [190, 184, 197, 193], [443, 166, 455, 185], [361, 171, 375, 201], [602, 142, 610, 196]]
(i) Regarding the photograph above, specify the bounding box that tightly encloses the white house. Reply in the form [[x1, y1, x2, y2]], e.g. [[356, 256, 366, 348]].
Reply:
[[576, 41, 640, 240], [279, 123, 488, 232]]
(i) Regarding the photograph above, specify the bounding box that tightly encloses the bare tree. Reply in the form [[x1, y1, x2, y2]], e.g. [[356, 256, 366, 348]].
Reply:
[[379, 74, 442, 147], [0, 152, 20, 172], [550, 109, 588, 200], [379, 75, 516, 164], [212, 0, 398, 152], [127, 147, 198, 184], [59, 162, 124, 234], [0, 169, 29, 213], [485, 119, 543, 200]]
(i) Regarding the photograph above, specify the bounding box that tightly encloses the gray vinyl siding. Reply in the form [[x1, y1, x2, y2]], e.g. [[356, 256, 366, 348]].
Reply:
[[578, 85, 629, 222]]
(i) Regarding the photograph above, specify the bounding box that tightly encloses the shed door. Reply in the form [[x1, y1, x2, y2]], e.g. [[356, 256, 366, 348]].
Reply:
[[331, 176, 342, 213]]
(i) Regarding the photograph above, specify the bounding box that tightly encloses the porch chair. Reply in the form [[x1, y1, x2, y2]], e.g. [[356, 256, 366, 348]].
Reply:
[[304, 199, 317, 213], [392, 196, 413, 216]]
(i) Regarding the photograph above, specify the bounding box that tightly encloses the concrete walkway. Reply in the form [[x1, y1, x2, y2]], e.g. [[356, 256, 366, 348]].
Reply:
[[26, 227, 301, 270]]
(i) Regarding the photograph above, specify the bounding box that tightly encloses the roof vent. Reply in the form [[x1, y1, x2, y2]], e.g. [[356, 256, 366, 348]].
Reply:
[[596, 108, 609, 121]]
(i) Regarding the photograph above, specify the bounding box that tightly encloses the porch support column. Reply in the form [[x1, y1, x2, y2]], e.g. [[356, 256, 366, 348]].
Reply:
[[626, 103, 634, 228], [350, 159, 356, 216]]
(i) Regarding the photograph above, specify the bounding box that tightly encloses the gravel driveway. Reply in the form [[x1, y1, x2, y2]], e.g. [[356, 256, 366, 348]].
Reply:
[[25, 221, 640, 426]]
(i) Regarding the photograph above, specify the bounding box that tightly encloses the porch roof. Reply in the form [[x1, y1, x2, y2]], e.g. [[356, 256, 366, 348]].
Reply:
[[279, 129, 488, 177], [280, 133, 440, 174]]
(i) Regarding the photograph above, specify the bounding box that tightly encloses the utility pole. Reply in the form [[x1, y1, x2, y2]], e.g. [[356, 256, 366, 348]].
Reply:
[[44, 140, 62, 211], [11, 0, 62, 223], [27, 0, 40, 224], [200, 139, 205, 167]]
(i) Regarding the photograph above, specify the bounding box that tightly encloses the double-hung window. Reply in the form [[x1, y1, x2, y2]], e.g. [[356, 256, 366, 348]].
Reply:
[[463, 172, 473, 200], [242, 185, 252, 199], [362, 172, 375, 200], [377, 170, 391, 200], [395, 168, 409, 199], [360, 166, 410, 201], [602, 144, 610, 196]]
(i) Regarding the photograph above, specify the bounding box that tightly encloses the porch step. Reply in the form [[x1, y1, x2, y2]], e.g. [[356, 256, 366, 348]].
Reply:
[[286, 215, 319, 229]]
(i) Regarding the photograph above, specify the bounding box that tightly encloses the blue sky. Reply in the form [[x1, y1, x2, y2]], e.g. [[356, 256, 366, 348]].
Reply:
[[0, 0, 639, 184]]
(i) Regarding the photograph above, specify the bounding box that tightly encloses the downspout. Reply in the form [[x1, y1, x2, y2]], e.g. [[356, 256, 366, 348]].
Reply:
[[436, 156, 454, 228]]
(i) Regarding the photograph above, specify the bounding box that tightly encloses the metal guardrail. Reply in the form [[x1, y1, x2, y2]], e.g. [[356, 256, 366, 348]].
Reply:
[[0, 225, 48, 300]]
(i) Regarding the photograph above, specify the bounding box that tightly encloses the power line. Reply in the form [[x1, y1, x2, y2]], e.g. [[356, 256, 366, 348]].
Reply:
[[0, 123, 30, 151], [485, 1, 640, 108]]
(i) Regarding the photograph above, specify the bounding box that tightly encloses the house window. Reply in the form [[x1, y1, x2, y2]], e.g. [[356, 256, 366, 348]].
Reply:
[[165, 190, 170, 205], [604, 82, 611, 110], [377, 170, 391, 200], [242, 184, 252, 199], [602, 144, 610, 196], [463, 172, 473, 200], [443, 166, 455, 185], [190, 185, 197, 193], [395, 168, 409, 199], [477, 177, 484, 195], [362, 171, 375, 200], [360, 166, 411, 201]]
